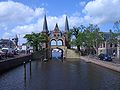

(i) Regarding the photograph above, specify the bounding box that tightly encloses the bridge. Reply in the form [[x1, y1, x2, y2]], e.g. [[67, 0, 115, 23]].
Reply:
[[41, 15, 80, 59], [50, 45, 67, 59]]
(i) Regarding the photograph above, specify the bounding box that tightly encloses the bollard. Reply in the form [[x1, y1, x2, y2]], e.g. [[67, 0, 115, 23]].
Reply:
[[23, 62, 26, 81], [29, 60, 32, 78]]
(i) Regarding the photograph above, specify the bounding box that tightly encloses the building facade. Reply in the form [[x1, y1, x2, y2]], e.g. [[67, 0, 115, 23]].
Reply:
[[41, 15, 70, 58], [98, 32, 119, 58], [0, 35, 18, 49]]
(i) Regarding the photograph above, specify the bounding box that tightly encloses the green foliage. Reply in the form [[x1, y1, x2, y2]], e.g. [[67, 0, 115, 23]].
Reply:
[[70, 24, 104, 54], [114, 20, 120, 43], [114, 20, 120, 33], [107, 29, 118, 44], [24, 32, 47, 51]]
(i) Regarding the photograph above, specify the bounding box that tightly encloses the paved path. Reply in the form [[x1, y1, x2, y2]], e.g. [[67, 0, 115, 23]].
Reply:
[[80, 56, 120, 73], [66, 49, 80, 59]]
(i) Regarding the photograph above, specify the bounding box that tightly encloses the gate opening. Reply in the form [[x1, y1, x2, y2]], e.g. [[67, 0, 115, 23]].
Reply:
[[52, 48, 63, 60]]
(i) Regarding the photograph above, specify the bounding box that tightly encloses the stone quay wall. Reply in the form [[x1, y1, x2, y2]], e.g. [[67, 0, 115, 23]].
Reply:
[[0, 54, 32, 73], [32, 51, 45, 60]]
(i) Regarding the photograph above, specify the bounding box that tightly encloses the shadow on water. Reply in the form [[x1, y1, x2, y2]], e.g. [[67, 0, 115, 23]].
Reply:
[[23, 62, 27, 90], [23, 60, 32, 90], [0, 59, 120, 90]]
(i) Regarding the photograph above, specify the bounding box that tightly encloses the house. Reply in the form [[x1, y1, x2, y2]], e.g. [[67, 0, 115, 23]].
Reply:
[[98, 32, 119, 59], [0, 39, 15, 49], [117, 35, 120, 59]]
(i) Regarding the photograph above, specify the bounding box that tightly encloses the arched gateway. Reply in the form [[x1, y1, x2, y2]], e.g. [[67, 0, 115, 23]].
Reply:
[[41, 15, 70, 59]]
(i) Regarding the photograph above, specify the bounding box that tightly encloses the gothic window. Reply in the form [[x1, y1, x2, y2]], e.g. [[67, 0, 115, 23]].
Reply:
[[51, 40, 56, 46], [114, 44, 117, 47], [103, 43, 105, 47], [57, 39, 63, 46], [110, 43, 112, 47]]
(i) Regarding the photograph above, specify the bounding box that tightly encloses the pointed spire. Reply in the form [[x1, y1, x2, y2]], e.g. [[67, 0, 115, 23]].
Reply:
[[65, 16, 69, 32], [15, 34, 18, 39], [54, 23, 59, 31], [43, 15, 48, 32]]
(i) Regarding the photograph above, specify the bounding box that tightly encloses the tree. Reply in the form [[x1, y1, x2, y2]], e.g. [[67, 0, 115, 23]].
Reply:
[[114, 20, 120, 43], [107, 29, 118, 44], [71, 25, 86, 51], [24, 32, 47, 51], [83, 24, 104, 55], [114, 20, 120, 33], [70, 24, 104, 55]]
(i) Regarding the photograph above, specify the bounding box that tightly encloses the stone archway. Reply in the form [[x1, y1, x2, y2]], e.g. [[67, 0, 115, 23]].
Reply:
[[51, 47, 63, 60]]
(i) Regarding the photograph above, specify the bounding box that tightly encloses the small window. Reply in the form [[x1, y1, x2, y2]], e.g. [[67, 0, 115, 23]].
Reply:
[[115, 44, 117, 47], [103, 43, 105, 47], [110, 43, 112, 47]]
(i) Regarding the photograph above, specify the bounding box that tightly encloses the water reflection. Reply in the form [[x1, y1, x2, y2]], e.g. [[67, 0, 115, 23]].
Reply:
[[29, 60, 32, 78], [0, 60, 120, 90], [23, 60, 32, 90], [23, 62, 27, 90]]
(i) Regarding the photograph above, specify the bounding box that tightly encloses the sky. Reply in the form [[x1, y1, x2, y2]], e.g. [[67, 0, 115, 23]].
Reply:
[[0, 0, 120, 44]]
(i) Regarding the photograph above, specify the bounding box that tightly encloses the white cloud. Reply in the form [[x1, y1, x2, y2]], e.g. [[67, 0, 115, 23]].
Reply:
[[0, 1, 33, 25], [34, 8, 45, 18], [11, 14, 84, 35], [83, 0, 120, 24], [0, 1, 45, 27], [3, 0, 120, 44], [0, 0, 85, 43]]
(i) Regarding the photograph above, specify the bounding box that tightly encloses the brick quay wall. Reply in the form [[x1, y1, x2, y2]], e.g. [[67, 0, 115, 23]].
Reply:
[[0, 54, 32, 73]]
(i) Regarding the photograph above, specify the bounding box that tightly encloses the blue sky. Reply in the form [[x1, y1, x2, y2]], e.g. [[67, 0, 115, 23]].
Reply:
[[9, 0, 88, 16], [0, 0, 120, 44]]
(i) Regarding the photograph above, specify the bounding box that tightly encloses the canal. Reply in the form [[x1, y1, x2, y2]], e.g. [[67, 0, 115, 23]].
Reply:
[[0, 59, 120, 90]]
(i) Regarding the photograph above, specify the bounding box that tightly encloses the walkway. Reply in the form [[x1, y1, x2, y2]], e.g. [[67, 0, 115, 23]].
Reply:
[[80, 56, 120, 73], [66, 49, 80, 59]]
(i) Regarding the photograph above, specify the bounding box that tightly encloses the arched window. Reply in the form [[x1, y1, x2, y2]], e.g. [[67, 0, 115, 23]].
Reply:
[[57, 39, 63, 46], [51, 40, 56, 46]]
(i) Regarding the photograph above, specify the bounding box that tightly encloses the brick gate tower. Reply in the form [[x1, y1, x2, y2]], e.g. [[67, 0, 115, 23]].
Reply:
[[42, 15, 70, 59]]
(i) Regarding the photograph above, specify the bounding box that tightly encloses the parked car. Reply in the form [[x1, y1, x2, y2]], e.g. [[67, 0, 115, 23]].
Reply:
[[98, 53, 112, 61], [2, 48, 14, 57], [0, 50, 5, 59]]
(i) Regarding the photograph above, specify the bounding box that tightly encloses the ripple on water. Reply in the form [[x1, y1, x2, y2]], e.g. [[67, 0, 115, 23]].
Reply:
[[0, 60, 120, 90]]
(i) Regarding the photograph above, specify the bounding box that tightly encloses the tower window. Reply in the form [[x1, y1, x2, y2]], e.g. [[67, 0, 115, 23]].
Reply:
[[115, 44, 117, 47], [110, 43, 112, 47]]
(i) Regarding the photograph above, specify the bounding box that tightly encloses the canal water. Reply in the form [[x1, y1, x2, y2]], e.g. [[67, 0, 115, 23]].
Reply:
[[0, 59, 120, 90]]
